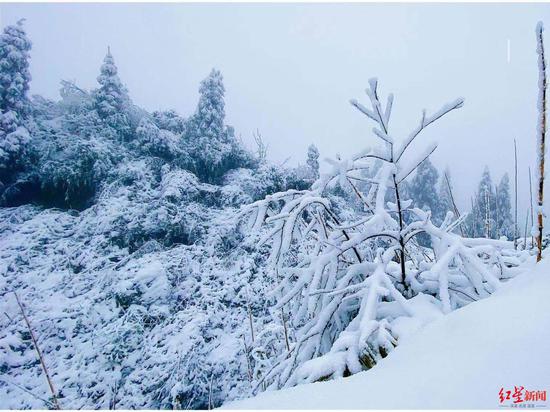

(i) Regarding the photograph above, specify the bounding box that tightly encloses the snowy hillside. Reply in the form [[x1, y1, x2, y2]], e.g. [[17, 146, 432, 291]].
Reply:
[[1, 16, 549, 410], [225, 256, 549, 409]]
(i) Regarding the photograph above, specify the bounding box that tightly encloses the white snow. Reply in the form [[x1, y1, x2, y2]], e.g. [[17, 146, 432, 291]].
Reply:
[[224, 256, 550, 410]]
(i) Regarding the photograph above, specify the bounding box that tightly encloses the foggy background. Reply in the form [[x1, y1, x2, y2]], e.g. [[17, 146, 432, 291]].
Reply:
[[1, 2, 549, 218]]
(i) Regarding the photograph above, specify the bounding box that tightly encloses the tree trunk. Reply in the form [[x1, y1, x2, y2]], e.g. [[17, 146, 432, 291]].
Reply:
[[536, 22, 547, 262], [514, 139, 518, 249]]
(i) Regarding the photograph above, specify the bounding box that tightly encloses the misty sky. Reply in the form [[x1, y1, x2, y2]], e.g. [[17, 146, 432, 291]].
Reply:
[[1, 2, 549, 218]]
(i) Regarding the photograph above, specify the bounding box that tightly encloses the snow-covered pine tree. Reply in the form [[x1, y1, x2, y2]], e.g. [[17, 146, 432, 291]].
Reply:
[[469, 166, 498, 239], [185, 68, 228, 180], [241, 79, 521, 391], [0, 19, 32, 178], [93, 48, 131, 137], [195, 68, 225, 141], [306, 144, 320, 180], [409, 157, 442, 221], [496, 173, 514, 239], [0, 19, 31, 115], [185, 68, 253, 183]]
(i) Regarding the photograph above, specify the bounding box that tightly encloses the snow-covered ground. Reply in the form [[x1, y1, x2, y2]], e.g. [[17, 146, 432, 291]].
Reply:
[[224, 256, 550, 409]]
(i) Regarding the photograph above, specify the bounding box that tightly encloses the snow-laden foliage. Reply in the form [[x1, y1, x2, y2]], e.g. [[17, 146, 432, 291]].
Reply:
[[240, 79, 527, 391], [0, 19, 323, 408], [184, 69, 255, 183], [0, 19, 32, 183], [93, 48, 131, 137], [0, 19, 32, 116], [133, 118, 181, 161], [408, 157, 441, 223], [0, 147, 314, 408], [496, 173, 514, 239], [464, 167, 513, 240], [0, 16, 539, 410], [306, 144, 320, 181]]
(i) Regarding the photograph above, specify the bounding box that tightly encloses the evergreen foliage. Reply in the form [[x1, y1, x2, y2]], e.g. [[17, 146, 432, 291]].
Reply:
[[0, 19, 32, 183]]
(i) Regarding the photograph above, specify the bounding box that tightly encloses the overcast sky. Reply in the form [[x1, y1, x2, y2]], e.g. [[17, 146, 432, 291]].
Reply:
[[1, 2, 549, 217]]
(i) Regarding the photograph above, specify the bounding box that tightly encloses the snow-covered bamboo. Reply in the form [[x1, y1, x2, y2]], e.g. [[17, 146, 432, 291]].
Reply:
[[536, 21, 547, 262]]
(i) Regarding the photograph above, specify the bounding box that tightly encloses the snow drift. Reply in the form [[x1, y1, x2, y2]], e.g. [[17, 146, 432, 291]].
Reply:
[[224, 256, 550, 409]]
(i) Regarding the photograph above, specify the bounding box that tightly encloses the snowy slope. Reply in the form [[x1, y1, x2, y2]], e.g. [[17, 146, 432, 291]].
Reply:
[[224, 257, 550, 409]]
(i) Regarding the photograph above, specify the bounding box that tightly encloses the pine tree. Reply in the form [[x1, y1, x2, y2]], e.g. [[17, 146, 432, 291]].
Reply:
[[470, 166, 497, 239], [306, 144, 320, 180], [93, 48, 130, 136], [0, 19, 32, 179], [496, 173, 513, 239], [185, 69, 252, 183], [408, 157, 441, 222], [195, 68, 225, 140], [0, 19, 32, 116]]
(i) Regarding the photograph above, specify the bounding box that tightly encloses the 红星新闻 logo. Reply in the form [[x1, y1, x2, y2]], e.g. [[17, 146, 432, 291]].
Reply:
[[499, 387, 547, 408]]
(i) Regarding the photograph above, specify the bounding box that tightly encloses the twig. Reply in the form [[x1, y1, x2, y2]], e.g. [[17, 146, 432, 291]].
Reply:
[[281, 308, 290, 352], [242, 336, 253, 382], [13, 292, 61, 410], [247, 304, 255, 344], [444, 172, 465, 236], [0, 378, 54, 408]]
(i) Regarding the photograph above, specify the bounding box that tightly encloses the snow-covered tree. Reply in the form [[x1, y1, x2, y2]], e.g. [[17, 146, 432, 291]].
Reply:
[[93, 48, 131, 136], [468, 167, 497, 239], [408, 157, 442, 245], [409, 157, 441, 220], [0, 19, 32, 178], [195, 68, 225, 140], [0, 19, 32, 116], [241, 79, 521, 391], [185, 69, 253, 183], [496, 173, 513, 239], [307, 144, 320, 180]]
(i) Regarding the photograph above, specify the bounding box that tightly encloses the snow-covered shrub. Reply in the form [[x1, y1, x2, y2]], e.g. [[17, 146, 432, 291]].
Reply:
[[152, 109, 186, 134], [221, 165, 287, 206], [0, 111, 30, 173], [240, 79, 526, 391], [38, 135, 117, 209], [133, 118, 181, 160], [0, 196, 278, 409]]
